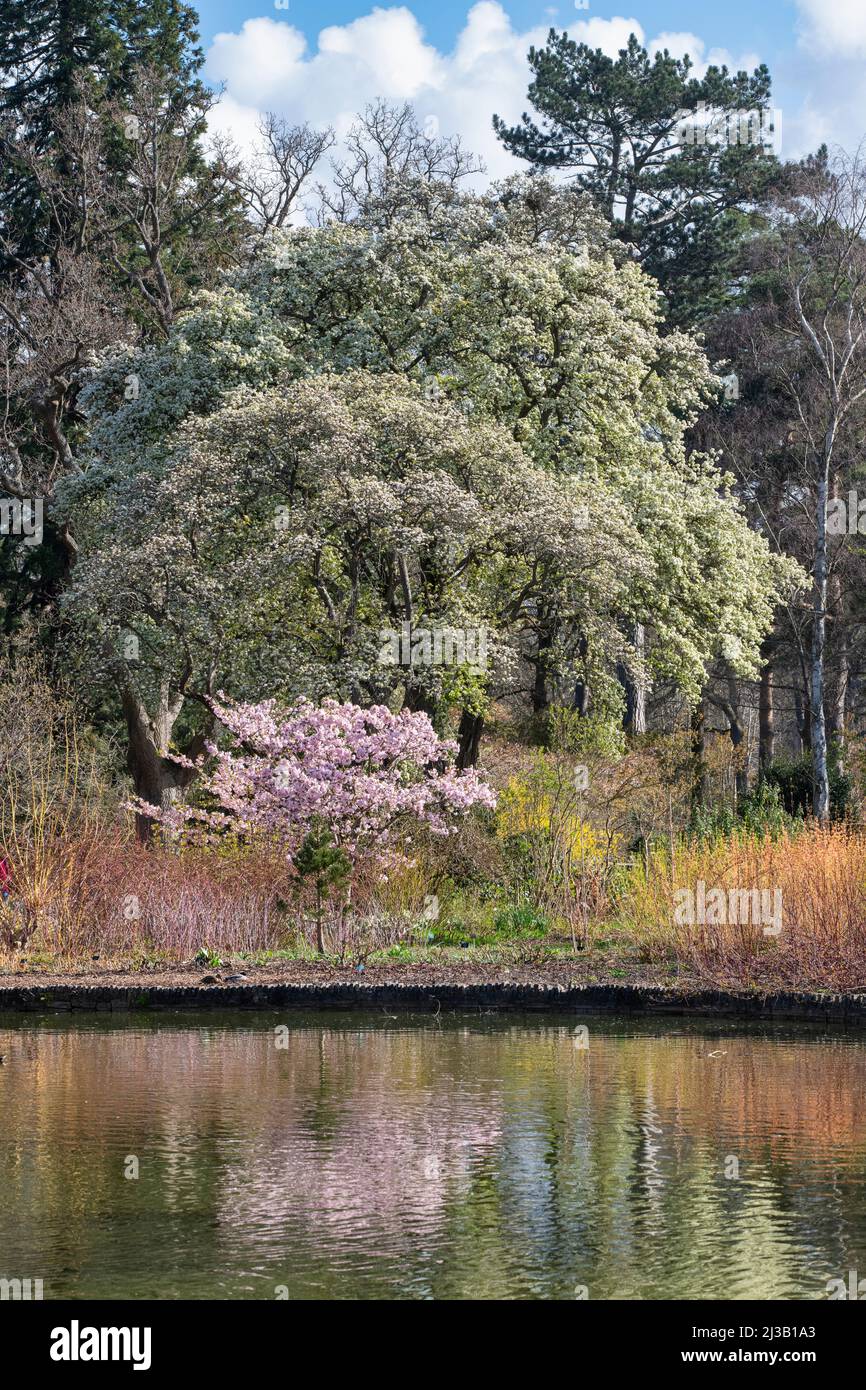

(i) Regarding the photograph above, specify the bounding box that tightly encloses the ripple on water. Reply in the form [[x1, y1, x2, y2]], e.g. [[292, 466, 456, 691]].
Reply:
[[0, 1012, 863, 1299]]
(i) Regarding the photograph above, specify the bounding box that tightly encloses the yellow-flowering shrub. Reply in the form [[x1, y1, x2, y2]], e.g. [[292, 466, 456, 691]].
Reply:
[[496, 776, 613, 862], [494, 752, 621, 946]]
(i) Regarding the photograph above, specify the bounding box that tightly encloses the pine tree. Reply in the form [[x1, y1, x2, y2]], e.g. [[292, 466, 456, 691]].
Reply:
[[0, 0, 241, 635], [0, 0, 207, 259], [494, 31, 785, 324]]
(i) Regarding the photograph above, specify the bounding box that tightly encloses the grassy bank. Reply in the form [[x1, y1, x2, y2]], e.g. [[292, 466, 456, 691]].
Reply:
[[3, 821, 865, 995], [3, 685, 865, 995]]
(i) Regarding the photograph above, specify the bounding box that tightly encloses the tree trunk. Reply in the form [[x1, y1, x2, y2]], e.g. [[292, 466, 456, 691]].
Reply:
[[827, 657, 848, 772], [532, 628, 552, 716], [618, 623, 647, 734], [811, 469, 830, 820], [402, 683, 438, 720], [726, 674, 749, 800], [121, 682, 195, 843], [794, 684, 811, 753], [827, 573, 848, 775], [572, 633, 589, 716], [758, 656, 775, 772], [456, 709, 484, 770], [690, 699, 707, 811]]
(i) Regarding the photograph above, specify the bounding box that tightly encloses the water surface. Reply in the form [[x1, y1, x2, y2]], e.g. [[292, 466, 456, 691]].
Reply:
[[1, 1010, 864, 1299]]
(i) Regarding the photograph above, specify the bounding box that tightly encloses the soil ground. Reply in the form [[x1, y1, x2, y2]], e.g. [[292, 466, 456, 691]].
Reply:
[[0, 954, 699, 991]]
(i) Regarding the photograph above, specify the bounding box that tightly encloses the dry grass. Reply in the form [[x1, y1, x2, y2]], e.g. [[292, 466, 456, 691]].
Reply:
[[2, 663, 865, 987], [620, 825, 866, 991]]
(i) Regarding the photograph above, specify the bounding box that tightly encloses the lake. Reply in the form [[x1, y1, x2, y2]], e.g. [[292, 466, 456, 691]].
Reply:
[[0, 1010, 863, 1300]]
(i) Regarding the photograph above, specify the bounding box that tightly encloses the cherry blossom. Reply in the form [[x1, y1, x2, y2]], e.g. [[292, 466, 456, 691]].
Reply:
[[138, 696, 496, 866]]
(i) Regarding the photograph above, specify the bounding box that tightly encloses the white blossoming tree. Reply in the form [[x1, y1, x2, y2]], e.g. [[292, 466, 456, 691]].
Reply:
[[61, 175, 801, 831]]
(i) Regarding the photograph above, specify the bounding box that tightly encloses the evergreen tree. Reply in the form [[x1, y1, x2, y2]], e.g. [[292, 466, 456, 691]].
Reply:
[[0, 0, 206, 261], [0, 0, 242, 637], [494, 31, 785, 324]]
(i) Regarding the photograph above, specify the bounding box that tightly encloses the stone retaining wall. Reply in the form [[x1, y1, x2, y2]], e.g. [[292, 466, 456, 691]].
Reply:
[[0, 981, 865, 1023]]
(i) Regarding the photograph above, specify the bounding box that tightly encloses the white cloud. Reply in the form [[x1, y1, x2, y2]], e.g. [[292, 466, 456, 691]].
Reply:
[[566, 16, 644, 56], [768, 3, 866, 158], [206, 91, 268, 152], [204, 4, 657, 180], [212, 4, 866, 194], [648, 30, 701, 62], [796, 0, 866, 57], [648, 32, 761, 79], [776, 59, 866, 160], [318, 8, 445, 100], [208, 18, 308, 109], [207, 8, 445, 145]]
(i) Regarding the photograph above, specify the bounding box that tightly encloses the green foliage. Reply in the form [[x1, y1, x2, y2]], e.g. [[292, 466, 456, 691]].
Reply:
[[293, 821, 352, 896], [439, 663, 488, 722], [193, 946, 223, 969], [0, 0, 207, 263], [292, 818, 352, 954], [492, 903, 549, 939], [429, 894, 549, 946], [738, 781, 800, 835], [493, 30, 783, 323], [65, 186, 800, 778], [543, 706, 626, 760], [762, 755, 851, 821], [689, 779, 800, 840]]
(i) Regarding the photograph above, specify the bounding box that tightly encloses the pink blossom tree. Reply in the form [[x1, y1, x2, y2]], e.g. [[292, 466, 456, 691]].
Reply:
[[138, 696, 495, 949]]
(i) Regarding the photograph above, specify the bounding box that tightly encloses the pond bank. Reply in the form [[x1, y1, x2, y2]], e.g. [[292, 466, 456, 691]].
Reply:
[[0, 963, 864, 1023]]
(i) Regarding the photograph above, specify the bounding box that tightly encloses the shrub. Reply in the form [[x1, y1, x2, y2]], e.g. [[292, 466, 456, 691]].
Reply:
[[492, 903, 549, 939], [0, 679, 117, 954], [495, 750, 619, 948], [136, 697, 495, 955], [620, 825, 866, 990], [762, 754, 850, 820], [689, 779, 800, 841]]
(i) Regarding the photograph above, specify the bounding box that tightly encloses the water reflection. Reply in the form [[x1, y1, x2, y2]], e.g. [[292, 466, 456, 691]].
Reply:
[[0, 1013, 864, 1300]]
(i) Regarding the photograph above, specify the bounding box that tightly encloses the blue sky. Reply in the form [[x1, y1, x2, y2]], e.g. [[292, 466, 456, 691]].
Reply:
[[196, 1, 792, 55], [192, 0, 866, 174]]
